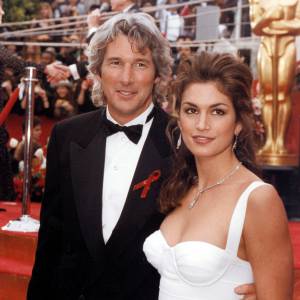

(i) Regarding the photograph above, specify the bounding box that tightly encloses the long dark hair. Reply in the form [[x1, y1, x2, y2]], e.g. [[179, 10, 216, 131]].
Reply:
[[159, 51, 259, 214]]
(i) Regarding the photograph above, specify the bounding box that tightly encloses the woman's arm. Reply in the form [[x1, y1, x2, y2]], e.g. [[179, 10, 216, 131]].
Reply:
[[244, 184, 294, 300], [14, 141, 24, 162]]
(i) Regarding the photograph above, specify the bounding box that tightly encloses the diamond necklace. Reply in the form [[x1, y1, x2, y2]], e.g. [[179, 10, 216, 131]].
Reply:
[[188, 162, 242, 209]]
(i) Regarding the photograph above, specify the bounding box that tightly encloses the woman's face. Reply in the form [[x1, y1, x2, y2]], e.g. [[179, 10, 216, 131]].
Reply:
[[56, 86, 69, 98], [0, 2, 4, 24], [40, 5, 51, 18], [178, 81, 241, 160]]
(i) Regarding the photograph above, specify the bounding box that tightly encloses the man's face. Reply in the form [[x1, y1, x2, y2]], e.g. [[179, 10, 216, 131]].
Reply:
[[110, 0, 129, 11], [41, 52, 55, 65], [177, 37, 192, 59], [168, 0, 178, 12], [32, 125, 42, 142], [100, 34, 157, 124]]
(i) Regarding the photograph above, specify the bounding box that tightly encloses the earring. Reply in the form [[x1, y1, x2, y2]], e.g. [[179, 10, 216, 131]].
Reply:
[[176, 133, 182, 150], [232, 134, 238, 151]]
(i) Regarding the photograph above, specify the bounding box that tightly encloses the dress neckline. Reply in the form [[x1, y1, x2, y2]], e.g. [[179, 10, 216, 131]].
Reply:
[[158, 229, 228, 252], [158, 180, 266, 256]]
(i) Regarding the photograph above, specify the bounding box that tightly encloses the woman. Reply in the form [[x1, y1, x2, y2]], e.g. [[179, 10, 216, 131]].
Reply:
[[34, 2, 54, 42], [53, 80, 77, 120], [143, 52, 293, 299], [0, 0, 68, 199]]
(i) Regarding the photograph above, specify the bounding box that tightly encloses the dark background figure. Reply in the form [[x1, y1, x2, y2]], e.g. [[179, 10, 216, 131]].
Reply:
[[0, 0, 69, 200], [13, 116, 45, 202], [0, 44, 44, 200], [74, 77, 97, 114], [173, 34, 195, 75], [52, 80, 77, 120]]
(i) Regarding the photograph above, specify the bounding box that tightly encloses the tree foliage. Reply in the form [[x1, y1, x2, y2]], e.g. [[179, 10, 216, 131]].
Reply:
[[3, 0, 40, 23]]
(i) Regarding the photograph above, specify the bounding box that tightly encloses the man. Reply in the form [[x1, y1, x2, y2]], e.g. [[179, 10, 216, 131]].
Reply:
[[87, 0, 140, 44], [157, 0, 184, 42], [88, 0, 140, 25], [173, 34, 193, 74], [27, 12, 172, 300], [28, 13, 256, 300]]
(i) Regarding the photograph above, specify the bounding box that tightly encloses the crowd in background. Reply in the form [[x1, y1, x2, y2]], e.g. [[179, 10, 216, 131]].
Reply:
[[1, 0, 252, 117], [1, 0, 252, 201]]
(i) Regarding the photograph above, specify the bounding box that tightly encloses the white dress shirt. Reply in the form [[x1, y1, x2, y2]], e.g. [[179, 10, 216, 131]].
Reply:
[[160, 10, 184, 42], [102, 103, 154, 243]]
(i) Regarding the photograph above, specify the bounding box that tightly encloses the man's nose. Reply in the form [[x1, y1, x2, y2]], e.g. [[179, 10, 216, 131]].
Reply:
[[120, 64, 133, 85]]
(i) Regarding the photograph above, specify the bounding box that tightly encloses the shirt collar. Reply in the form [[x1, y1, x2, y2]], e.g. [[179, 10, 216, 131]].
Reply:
[[106, 102, 154, 126]]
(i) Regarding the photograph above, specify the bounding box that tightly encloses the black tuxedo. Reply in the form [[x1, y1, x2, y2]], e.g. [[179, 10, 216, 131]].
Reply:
[[27, 106, 172, 300]]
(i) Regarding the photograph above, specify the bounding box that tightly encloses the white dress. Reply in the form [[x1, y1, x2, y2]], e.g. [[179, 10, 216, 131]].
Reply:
[[143, 181, 267, 300]]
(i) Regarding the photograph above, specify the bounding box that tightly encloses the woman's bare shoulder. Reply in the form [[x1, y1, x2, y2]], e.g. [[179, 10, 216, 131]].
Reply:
[[236, 166, 283, 214]]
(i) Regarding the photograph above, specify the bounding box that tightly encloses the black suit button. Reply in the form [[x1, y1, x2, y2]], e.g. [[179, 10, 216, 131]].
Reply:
[[78, 295, 85, 300]]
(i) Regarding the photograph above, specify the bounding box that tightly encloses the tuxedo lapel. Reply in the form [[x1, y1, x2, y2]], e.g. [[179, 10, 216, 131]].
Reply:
[[70, 114, 106, 262], [106, 108, 171, 257]]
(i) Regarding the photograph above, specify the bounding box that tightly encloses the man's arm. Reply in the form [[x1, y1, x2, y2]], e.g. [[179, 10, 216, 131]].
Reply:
[[235, 283, 256, 300], [86, 8, 103, 43], [52, 61, 88, 82], [0, 45, 69, 82]]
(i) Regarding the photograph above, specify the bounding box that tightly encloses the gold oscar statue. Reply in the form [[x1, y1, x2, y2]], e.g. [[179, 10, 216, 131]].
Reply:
[[249, 0, 300, 166]]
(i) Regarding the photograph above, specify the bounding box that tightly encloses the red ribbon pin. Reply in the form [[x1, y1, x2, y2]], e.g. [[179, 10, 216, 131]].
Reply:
[[133, 170, 161, 199]]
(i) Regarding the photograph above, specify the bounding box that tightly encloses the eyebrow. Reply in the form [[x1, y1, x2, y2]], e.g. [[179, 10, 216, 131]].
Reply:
[[182, 101, 229, 108], [105, 57, 152, 64], [105, 57, 121, 62]]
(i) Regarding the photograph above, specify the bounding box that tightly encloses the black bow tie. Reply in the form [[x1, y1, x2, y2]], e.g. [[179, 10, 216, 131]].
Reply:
[[102, 108, 156, 144]]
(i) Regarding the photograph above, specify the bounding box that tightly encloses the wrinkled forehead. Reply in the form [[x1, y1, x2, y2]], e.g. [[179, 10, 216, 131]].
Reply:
[[105, 31, 152, 58]]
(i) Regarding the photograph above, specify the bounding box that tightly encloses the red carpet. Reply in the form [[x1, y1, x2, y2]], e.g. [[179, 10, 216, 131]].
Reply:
[[0, 202, 299, 299], [291, 222, 300, 300], [0, 202, 39, 300], [290, 222, 300, 269]]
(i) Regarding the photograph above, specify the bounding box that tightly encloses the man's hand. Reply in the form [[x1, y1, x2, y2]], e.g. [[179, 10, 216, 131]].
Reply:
[[234, 283, 256, 300], [87, 8, 102, 29], [45, 63, 70, 83], [81, 78, 93, 91], [1, 80, 13, 95]]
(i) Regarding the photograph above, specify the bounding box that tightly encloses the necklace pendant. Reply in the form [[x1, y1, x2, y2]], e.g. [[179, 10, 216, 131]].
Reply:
[[188, 199, 197, 209], [187, 162, 242, 210]]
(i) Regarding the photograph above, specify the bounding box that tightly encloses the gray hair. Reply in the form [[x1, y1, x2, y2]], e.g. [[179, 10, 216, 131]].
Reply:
[[87, 12, 173, 107]]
